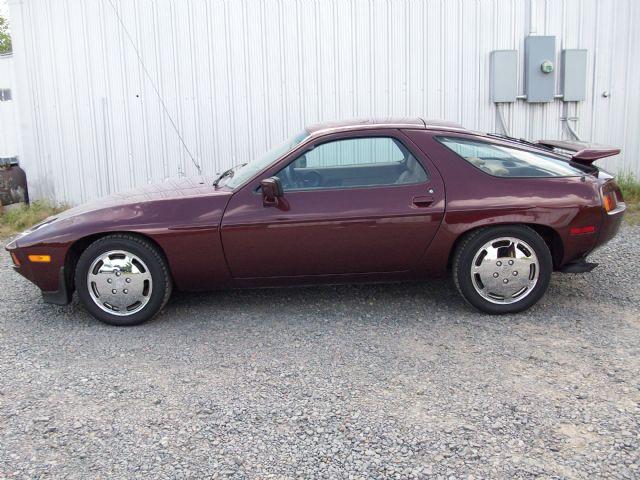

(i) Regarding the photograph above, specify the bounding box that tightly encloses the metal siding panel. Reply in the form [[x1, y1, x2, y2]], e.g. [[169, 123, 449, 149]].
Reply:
[[5, 0, 640, 205], [0, 56, 19, 157]]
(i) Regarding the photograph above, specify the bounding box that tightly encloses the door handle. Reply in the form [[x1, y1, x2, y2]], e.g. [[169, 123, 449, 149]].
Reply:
[[412, 195, 434, 208]]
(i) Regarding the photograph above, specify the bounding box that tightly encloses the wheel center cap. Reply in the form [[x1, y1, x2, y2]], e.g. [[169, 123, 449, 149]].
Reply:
[[113, 275, 128, 290]]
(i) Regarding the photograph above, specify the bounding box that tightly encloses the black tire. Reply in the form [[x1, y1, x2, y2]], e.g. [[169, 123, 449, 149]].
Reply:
[[75, 234, 172, 326], [452, 225, 552, 314]]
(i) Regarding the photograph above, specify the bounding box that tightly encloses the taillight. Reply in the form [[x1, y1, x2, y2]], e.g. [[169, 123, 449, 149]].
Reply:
[[603, 193, 616, 212], [601, 181, 621, 212]]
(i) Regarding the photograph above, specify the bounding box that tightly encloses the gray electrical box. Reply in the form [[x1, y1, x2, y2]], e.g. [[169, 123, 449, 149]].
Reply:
[[524, 36, 556, 102], [490, 50, 518, 102], [561, 49, 587, 101]]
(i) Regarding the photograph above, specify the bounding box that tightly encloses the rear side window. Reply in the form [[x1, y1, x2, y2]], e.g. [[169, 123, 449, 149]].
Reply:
[[438, 136, 584, 177]]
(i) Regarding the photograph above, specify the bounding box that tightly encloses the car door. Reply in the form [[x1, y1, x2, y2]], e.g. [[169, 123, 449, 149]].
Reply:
[[220, 130, 445, 278]]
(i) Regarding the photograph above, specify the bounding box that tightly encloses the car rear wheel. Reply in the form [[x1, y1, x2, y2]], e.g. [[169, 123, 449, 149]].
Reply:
[[453, 225, 552, 314], [75, 234, 172, 326]]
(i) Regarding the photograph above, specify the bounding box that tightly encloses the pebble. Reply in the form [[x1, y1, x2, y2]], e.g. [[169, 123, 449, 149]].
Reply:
[[1, 225, 639, 478]]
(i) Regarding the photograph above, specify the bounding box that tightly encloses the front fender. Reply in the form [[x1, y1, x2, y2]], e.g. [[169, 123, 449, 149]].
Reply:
[[7, 193, 233, 296]]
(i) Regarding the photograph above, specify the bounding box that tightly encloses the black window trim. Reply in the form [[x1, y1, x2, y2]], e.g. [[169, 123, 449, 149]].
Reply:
[[273, 134, 431, 193]]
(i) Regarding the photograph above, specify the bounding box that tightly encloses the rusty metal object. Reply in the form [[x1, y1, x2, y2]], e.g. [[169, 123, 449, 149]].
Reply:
[[0, 157, 29, 206]]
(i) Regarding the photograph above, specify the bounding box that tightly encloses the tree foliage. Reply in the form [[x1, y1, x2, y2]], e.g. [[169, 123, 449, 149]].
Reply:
[[0, 16, 12, 54]]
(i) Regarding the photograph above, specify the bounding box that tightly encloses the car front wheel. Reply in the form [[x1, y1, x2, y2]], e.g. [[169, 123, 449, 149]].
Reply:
[[453, 225, 552, 314], [75, 234, 172, 326]]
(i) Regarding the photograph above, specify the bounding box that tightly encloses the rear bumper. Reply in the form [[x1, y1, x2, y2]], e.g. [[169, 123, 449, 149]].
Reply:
[[558, 258, 599, 273], [559, 203, 624, 269], [597, 202, 625, 246]]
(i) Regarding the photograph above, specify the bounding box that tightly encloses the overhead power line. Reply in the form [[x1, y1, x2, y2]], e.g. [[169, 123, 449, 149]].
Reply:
[[105, 0, 202, 175]]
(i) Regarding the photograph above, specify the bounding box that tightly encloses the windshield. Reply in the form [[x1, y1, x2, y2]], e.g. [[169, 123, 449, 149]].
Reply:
[[223, 130, 309, 189]]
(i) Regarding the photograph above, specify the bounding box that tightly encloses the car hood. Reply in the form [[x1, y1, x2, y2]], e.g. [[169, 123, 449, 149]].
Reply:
[[54, 176, 222, 221], [11, 176, 231, 248]]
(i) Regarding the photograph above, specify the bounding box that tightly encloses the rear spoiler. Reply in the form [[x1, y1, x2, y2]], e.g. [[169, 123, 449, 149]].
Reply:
[[537, 139, 620, 166]]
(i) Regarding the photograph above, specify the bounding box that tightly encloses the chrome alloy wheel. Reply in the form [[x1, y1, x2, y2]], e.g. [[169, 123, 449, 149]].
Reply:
[[86, 250, 153, 316], [470, 237, 539, 305]]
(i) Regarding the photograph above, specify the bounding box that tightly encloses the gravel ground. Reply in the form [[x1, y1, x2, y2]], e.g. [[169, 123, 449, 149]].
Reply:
[[1, 226, 639, 479]]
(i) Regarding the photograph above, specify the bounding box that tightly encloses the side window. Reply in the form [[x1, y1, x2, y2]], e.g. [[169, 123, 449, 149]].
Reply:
[[276, 137, 428, 191], [438, 136, 585, 177]]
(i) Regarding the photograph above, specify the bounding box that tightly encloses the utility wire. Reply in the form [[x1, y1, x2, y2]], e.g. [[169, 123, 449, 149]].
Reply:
[[105, 0, 202, 175]]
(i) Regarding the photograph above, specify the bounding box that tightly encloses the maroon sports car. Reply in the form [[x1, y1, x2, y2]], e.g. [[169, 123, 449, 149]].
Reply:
[[6, 118, 625, 325]]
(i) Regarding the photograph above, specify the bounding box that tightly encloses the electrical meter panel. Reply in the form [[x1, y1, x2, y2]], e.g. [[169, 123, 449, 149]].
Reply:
[[524, 36, 556, 102]]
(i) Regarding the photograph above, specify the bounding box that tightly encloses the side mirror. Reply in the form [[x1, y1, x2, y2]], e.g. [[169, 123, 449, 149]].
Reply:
[[261, 177, 284, 207]]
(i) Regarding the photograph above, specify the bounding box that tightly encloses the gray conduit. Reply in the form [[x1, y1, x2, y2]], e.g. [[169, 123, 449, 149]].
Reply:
[[563, 102, 583, 142], [565, 120, 583, 142], [496, 103, 511, 137]]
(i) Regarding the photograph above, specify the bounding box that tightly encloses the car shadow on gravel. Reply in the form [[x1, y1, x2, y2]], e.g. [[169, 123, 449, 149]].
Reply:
[[163, 278, 468, 321]]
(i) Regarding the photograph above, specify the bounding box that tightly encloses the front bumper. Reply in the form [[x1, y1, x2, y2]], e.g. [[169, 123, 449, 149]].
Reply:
[[40, 266, 72, 305], [10, 263, 73, 305], [6, 240, 73, 305]]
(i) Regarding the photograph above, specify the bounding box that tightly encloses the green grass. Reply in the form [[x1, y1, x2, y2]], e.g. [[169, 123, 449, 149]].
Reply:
[[617, 172, 640, 202], [0, 201, 67, 238], [617, 172, 640, 225]]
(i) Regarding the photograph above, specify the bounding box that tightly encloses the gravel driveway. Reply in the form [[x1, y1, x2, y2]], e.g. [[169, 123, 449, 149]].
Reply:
[[1, 226, 639, 479]]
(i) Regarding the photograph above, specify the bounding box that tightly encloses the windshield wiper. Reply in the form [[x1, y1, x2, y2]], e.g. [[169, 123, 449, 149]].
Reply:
[[212, 163, 247, 187]]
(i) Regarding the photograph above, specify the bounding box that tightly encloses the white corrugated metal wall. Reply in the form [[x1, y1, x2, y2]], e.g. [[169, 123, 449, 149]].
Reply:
[[6, 0, 640, 205], [0, 54, 20, 158]]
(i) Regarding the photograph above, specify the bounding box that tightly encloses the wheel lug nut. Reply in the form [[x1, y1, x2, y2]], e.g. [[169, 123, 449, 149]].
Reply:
[[126, 278, 131, 283], [508, 260, 514, 266], [503, 279, 509, 284], [107, 278, 112, 284], [496, 261, 502, 266], [513, 271, 518, 276], [116, 272, 121, 277], [123, 289, 128, 294], [111, 289, 117, 294], [493, 272, 499, 278]]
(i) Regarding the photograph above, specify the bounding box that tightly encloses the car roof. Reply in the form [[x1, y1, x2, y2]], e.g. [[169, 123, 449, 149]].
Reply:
[[306, 117, 467, 137], [304, 118, 576, 161]]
